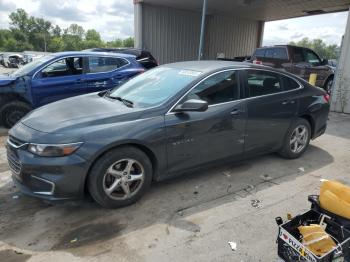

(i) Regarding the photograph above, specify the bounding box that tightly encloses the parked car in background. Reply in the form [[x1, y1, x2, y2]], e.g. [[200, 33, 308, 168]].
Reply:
[[1, 53, 24, 68], [23, 51, 51, 64], [248, 45, 335, 93], [7, 61, 330, 208], [0, 51, 146, 127], [85, 48, 158, 69]]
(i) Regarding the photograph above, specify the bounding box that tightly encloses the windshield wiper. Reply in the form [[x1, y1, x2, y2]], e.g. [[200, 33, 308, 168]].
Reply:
[[107, 95, 134, 108]]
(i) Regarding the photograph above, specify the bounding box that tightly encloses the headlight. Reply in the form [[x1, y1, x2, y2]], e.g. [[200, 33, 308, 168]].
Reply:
[[27, 142, 83, 157]]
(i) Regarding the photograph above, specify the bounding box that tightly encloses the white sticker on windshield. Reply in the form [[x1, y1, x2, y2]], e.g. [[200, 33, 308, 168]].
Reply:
[[178, 70, 202, 77]]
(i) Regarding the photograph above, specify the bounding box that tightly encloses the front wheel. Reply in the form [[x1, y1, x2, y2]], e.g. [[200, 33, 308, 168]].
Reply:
[[88, 146, 153, 208], [279, 118, 311, 159], [0, 101, 32, 128]]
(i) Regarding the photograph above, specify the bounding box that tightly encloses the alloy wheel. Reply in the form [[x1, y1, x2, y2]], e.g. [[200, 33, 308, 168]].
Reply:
[[290, 125, 309, 154], [102, 158, 145, 200]]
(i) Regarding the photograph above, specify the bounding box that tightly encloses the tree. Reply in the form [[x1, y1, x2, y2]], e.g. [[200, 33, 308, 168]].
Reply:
[[1, 10, 135, 52], [123, 37, 134, 48], [289, 37, 340, 60]]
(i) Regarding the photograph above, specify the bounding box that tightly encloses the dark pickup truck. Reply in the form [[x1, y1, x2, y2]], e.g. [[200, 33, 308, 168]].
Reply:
[[248, 45, 335, 93]]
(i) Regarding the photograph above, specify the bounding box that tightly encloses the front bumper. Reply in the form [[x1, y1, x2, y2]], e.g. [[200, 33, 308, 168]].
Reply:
[[6, 140, 89, 200]]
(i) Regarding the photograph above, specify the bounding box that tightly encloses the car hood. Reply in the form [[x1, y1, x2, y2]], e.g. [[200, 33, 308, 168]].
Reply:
[[0, 75, 17, 86], [21, 93, 144, 134]]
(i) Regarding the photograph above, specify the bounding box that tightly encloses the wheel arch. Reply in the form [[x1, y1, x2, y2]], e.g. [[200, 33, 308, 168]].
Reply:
[[299, 114, 315, 138], [83, 142, 159, 196]]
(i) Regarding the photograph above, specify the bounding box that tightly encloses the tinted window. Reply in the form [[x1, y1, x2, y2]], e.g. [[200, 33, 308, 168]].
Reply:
[[303, 49, 321, 65], [264, 48, 288, 59], [246, 70, 282, 97], [254, 49, 265, 57], [41, 57, 82, 78], [292, 48, 304, 63], [282, 75, 300, 91], [182, 70, 239, 105], [88, 57, 128, 73]]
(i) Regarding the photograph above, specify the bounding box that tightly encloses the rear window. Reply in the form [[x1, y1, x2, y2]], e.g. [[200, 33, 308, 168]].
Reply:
[[264, 48, 288, 60], [254, 49, 265, 57]]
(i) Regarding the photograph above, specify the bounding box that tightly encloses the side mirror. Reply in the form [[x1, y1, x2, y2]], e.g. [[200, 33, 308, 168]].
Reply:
[[174, 99, 208, 113], [322, 59, 329, 66]]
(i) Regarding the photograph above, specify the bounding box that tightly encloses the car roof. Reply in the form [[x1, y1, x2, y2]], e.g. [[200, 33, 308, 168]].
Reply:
[[163, 60, 280, 74], [50, 51, 135, 59]]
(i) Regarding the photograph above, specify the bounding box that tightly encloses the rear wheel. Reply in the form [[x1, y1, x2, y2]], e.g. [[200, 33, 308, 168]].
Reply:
[[88, 146, 153, 208], [0, 101, 32, 128], [279, 118, 311, 159]]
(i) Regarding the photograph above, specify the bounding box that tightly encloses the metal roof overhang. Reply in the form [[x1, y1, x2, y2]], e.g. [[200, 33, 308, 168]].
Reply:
[[137, 0, 350, 21]]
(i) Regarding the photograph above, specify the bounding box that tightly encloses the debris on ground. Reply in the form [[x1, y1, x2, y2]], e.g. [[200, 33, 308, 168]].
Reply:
[[260, 174, 272, 181], [251, 199, 262, 208], [70, 238, 78, 243], [12, 195, 19, 199], [228, 241, 237, 251], [298, 167, 305, 172]]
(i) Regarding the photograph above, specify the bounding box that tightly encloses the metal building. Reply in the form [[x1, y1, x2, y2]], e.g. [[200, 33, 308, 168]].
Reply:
[[133, 0, 350, 113]]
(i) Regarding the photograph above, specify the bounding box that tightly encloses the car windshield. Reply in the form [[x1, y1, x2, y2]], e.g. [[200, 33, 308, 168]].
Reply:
[[11, 55, 54, 77], [109, 67, 202, 108]]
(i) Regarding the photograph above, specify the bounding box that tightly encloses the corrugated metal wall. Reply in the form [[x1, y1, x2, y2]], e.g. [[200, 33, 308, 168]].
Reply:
[[142, 4, 202, 64], [205, 16, 261, 59], [140, 4, 261, 64]]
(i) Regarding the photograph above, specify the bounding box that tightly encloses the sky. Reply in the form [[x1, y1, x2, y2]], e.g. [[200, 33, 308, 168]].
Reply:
[[0, 0, 348, 45]]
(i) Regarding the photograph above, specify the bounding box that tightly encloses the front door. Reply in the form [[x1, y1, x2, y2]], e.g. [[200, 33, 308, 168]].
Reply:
[[165, 70, 246, 174], [31, 56, 86, 107]]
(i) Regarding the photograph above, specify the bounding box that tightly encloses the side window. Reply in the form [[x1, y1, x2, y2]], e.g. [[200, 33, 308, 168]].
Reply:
[[41, 57, 83, 78], [303, 50, 321, 66], [292, 48, 304, 63], [181, 71, 239, 105], [246, 70, 282, 97], [282, 75, 300, 91], [88, 57, 128, 73]]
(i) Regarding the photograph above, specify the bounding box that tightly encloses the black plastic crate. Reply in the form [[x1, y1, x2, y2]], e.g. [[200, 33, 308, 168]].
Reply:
[[277, 209, 350, 262], [309, 195, 350, 230]]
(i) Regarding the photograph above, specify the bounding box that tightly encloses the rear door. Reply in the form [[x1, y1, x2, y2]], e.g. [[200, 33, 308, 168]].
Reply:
[[242, 69, 299, 154], [84, 56, 130, 92], [31, 56, 86, 106], [165, 70, 246, 173]]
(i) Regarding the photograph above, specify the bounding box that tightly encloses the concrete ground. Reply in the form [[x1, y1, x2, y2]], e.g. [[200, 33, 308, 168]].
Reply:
[[0, 109, 349, 261]]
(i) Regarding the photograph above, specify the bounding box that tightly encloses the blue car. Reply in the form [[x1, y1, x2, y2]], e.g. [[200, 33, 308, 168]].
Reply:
[[0, 51, 147, 127]]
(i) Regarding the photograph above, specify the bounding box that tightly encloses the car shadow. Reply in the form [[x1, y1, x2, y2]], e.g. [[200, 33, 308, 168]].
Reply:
[[0, 144, 334, 257]]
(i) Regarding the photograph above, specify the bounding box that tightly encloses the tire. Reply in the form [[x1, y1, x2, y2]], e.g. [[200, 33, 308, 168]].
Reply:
[[0, 101, 32, 128], [279, 118, 311, 159], [88, 146, 153, 208], [324, 77, 334, 95]]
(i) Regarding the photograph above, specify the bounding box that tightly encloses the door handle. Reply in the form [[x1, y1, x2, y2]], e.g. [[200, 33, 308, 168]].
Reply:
[[282, 100, 296, 105], [230, 109, 243, 116]]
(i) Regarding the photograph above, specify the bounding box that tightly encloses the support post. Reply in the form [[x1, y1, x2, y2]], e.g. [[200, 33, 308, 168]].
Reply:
[[134, 0, 143, 49], [198, 0, 208, 60], [331, 8, 350, 113]]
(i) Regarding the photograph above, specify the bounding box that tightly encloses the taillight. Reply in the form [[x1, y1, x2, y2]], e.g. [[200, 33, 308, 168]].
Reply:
[[323, 94, 330, 103], [253, 59, 262, 65]]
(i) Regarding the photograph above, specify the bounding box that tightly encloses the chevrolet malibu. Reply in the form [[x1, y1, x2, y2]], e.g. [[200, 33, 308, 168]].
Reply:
[[7, 61, 330, 208]]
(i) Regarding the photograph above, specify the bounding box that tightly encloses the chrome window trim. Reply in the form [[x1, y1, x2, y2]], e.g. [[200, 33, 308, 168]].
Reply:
[[32, 175, 55, 196], [32, 54, 130, 79], [165, 67, 303, 116]]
